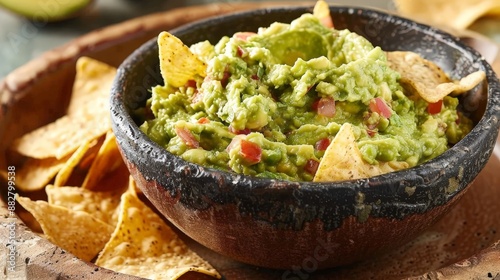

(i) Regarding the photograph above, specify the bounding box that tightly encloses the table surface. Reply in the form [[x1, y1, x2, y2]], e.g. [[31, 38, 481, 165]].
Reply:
[[1, 0, 499, 80]]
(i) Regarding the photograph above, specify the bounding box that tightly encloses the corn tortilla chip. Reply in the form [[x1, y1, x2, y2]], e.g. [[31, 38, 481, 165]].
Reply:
[[53, 139, 94, 187], [82, 131, 123, 190], [395, 0, 500, 30], [96, 191, 221, 280], [46, 185, 125, 226], [158, 31, 207, 88], [12, 115, 107, 159], [127, 175, 143, 196], [67, 56, 118, 116], [313, 0, 334, 28], [386, 51, 485, 103], [16, 155, 70, 192], [16, 196, 114, 262], [314, 123, 408, 182], [11, 58, 116, 159], [91, 162, 130, 193], [70, 136, 106, 184]]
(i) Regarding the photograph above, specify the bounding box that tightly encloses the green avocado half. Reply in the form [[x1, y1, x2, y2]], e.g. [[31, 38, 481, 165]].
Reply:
[[0, 0, 94, 22]]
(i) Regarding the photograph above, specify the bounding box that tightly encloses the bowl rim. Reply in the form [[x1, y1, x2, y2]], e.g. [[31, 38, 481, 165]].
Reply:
[[111, 5, 500, 197]]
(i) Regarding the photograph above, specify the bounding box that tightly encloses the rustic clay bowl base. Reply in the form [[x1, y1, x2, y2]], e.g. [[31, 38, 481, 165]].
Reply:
[[1, 3, 499, 279]]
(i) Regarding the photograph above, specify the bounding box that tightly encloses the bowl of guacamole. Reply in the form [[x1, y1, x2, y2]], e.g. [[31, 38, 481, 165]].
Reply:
[[110, 3, 500, 270]]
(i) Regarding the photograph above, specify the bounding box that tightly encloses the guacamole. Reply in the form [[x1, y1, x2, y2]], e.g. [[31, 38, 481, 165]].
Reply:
[[140, 13, 473, 182]]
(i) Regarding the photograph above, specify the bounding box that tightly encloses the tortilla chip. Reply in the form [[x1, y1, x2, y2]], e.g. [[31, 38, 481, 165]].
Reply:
[[96, 191, 221, 280], [82, 131, 123, 190], [314, 123, 408, 182], [91, 162, 130, 193], [46, 185, 125, 226], [16, 196, 113, 262], [386, 51, 485, 103], [67, 56, 118, 116], [127, 175, 143, 196], [158, 31, 207, 88], [12, 115, 108, 159], [53, 139, 94, 187], [313, 0, 334, 28], [11, 58, 116, 160], [16, 156, 70, 192], [395, 0, 500, 30]]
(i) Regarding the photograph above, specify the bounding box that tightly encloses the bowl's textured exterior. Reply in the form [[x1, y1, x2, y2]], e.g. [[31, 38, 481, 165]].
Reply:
[[111, 6, 500, 269]]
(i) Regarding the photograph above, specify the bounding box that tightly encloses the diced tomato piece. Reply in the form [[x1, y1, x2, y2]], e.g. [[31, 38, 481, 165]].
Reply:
[[367, 129, 377, 137], [427, 100, 443, 115], [234, 32, 256, 41], [144, 104, 154, 120], [175, 127, 199, 148], [229, 125, 251, 135], [251, 74, 259, 80], [237, 46, 249, 58], [197, 117, 210, 124], [221, 70, 230, 88], [314, 97, 336, 117], [366, 122, 378, 131], [304, 159, 320, 175], [369, 97, 392, 118], [311, 99, 320, 111], [185, 79, 197, 88], [315, 138, 330, 151], [240, 139, 262, 165]]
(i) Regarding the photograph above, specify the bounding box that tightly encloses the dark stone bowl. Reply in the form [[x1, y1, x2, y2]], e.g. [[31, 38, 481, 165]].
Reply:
[[110, 6, 500, 270]]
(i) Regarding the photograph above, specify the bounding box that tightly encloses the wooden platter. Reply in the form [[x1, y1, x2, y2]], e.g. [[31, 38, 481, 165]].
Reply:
[[1, 2, 499, 279]]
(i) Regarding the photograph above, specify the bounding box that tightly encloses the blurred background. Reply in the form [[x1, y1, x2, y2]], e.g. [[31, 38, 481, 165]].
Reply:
[[0, 0, 498, 79]]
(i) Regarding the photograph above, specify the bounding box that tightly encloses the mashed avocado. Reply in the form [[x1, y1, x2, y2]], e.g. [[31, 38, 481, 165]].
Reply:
[[140, 13, 473, 182]]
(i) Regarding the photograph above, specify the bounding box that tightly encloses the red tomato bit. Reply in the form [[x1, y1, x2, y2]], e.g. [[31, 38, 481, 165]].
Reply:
[[234, 32, 257, 41], [315, 138, 330, 151], [304, 159, 320, 175], [229, 125, 251, 135], [240, 139, 262, 165], [185, 79, 197, 88], [369, 97, 392, 118], [197, 117, 210, 124], [313, 97, 336, 117], [366, 129, 377, 137], [175, 127, 199, 148], [427, 100, 443, 115], [221, 70, 231, 88], [236, 46, 245, 57]]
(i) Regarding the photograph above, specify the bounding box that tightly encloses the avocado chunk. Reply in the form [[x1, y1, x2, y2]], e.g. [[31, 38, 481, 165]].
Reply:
[[0, 0, 93, 22]]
